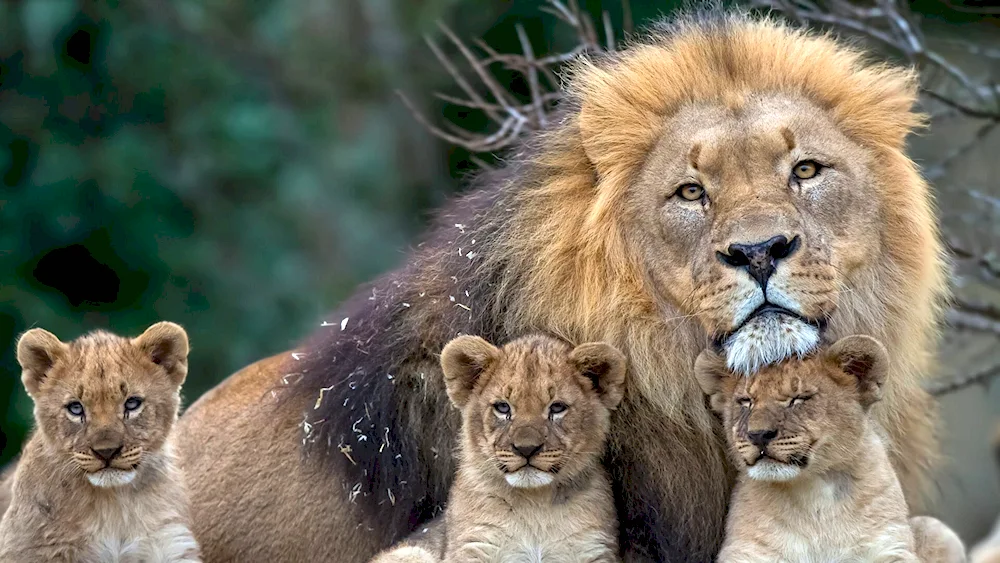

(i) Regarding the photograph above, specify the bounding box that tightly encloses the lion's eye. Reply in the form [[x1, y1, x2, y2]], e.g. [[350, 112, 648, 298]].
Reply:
[[124, 397, 143, 412], [674, 183, 705, 202], [792, 160, 820, 180], [493, 402, 511, 416], [789, 395, 812, 407], [736, 397, 752, 409], [549, 402, 568, 416], [66, 401, 85, 417]]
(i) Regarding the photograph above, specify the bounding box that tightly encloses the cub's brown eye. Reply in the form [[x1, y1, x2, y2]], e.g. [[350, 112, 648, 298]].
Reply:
[[674, 183, 705, 202], [493, 402, 511, 416], [736, 397, 752, 409], [66, 401, 84, 417], [792, 160, 820, 180], [124, 397, 143, 412], [789, 395, 812, 407], [549, 402, 568, 416]]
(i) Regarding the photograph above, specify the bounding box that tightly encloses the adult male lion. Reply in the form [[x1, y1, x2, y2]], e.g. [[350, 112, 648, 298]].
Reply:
[[175, 11, 948, 563]]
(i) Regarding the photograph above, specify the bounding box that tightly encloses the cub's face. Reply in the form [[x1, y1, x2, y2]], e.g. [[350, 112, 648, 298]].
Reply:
[[695, 335, 887, 482], [441, 335, 626, 489], [632, 96, 884, 373], [16, 322, 189, 488]]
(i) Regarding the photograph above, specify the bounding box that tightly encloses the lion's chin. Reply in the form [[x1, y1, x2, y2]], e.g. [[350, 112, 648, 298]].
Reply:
[[722, 312, 820, 375], [504, 467, 555, 489], [87, 468, 137, 488], [746, 459, 802, 482]]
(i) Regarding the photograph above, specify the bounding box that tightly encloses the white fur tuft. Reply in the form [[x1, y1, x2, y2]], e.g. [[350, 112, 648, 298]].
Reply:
[[505, 468, 555, 489], [87, 468, 137, 488], [723, 313, 820, 375], [746, 459, 802, 482]]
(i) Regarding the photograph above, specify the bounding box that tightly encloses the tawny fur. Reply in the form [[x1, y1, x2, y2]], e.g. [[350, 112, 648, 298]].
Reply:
[[170, 10, 947, 562], [970, 425, 1000, 563], [696, 336, 963, 563], [0, 458, 15, 521], [0, 323, 200, 563], [373, 335, 623, 563]]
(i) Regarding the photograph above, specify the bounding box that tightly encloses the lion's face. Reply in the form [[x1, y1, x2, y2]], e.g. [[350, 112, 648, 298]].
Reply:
[[632, 95, 882, 373], [16, 323, 189, 488], [695, 335, 888, 482], [440, 335, 625, 489]]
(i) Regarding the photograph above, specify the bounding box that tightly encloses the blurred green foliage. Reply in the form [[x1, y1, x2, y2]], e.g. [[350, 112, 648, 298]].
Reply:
[[0, 0, 683, 465]]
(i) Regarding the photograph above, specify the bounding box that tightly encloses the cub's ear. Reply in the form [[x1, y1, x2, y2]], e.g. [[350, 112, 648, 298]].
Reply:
[[694, 349, 731, 415], [16, 328, 68, 397], [440, 335, 500, 409], [134, 322, 190, 387], [826, 335, 889, 409], [570, 342, 627, 410]]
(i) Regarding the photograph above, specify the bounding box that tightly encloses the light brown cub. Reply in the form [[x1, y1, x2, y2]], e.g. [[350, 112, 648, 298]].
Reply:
[[372, 334, 625, 563], [0, 323, 201, 563], [696, 335, 965, 563]]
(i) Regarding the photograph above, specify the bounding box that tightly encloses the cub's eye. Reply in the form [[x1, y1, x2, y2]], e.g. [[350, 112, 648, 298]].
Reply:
[[736, 397, 752, 409], [124, 397, 143, 412], [66, 401, 85, 417], [789, 395, 812, 407], [493, 402, 511, 416], [792, 160, 821, 180], [549, 402, 568, 416], [674, 183, 705, 202]]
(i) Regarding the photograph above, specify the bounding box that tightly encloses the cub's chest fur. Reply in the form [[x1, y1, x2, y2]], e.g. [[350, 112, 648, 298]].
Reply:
[[449, 474, 618, 563], [83, 482, 198, 563]]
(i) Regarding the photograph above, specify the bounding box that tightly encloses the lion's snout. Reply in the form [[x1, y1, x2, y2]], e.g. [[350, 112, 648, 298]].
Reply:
[[717, 234, 801, 290]]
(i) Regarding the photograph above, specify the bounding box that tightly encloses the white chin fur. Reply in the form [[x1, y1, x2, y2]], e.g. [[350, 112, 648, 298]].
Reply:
[[505, 468, 555, 489], [87, 468, 137, 488], [723, 313, 820, 375], [746, 460, 802, 482]]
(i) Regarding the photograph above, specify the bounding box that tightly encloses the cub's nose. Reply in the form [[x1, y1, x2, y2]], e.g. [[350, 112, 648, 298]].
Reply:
[[747, 429, 778, 449], [717, 235, 800, 289], [92, 446, 122, 462], [512, 443, 543, 460]]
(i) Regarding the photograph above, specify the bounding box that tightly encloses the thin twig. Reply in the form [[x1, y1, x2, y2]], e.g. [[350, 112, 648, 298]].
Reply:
[[515, 23, 547, 128], [927, 363, 1000, 397], [948, 309, 1000, 336]]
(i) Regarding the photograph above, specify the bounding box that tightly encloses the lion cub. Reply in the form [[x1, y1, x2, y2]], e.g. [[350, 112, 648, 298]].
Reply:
[[696, 335, 965, 563], [0, 322, 201, 563], [373, 334, 626, 563]]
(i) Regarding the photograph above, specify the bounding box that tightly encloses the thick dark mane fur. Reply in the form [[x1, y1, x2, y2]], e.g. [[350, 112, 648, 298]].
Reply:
[[289, 163, 531, 540]]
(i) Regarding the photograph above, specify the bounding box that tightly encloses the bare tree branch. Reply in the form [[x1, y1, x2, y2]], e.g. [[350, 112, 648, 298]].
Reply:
[[926, 362, 1000, 396], [400, 0, 613, 154]]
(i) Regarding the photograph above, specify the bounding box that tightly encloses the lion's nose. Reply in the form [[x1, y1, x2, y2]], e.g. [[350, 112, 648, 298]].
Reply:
[[92, 446, 121, 462], [747, 429, 778, 448], [512, 443, 543, 460], [717, 235, 800, 289]]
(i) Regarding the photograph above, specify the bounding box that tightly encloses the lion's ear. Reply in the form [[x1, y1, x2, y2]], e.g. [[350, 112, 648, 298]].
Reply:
[[694, 349, 731, 415], [134, 322, 190, 387], [440, 335, 500, 409], [826, 335, 888, 409], [570, 342, 626, 410], [17, 328, 68, 397]]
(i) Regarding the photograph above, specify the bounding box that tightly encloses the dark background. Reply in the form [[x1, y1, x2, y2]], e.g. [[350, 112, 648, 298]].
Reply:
[[2, 0, 1000, 548]]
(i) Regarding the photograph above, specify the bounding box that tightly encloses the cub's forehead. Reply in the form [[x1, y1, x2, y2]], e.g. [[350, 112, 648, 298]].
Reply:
[[739, 357, 834, 397], [485, 341, 582, 397], [45, 336, 152, 393]]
